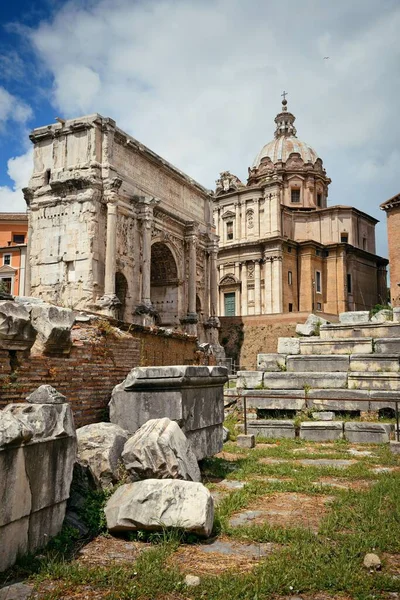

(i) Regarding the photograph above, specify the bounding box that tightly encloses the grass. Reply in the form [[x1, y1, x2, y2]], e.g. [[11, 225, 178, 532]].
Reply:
[[3, 437, 400, 600]]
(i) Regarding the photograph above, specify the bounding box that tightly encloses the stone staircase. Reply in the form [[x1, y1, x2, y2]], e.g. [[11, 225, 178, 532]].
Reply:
[[228, 310, 400, 423]]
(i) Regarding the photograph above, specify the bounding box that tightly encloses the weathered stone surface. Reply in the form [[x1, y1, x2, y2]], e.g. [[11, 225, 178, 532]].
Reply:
[[300, 421, 343, 442], [300, 337, 373, 355], [262, 372, 347, 390], [30, 304, 75, 354], [76, 422, 129, 490], [257, 353, 286, 372], [287, 355, 349, 373], [0, 301, 36, 351], [370, 309, 393, 323], [307, 389, 370, 412], [296, 314, 327, 337], [247, 420, 296, 439], [223, 426, 230, 443], [236, 371, 263, 389], [109, 366, 227, 460], [122, 418, 200, 482], [105, 479, 214, 537], [339, 311, 370, 324], [320, 322, 400, 340], [363, 553, 381, 570], [349, 355, 399, 373], [312, 411, 334, 421], [0, 411, 33, 446], [374, 338, 400, 353], [390, 441, 400, 455], [5, 403, 75, 440], [277, 337, 300, 355], [242, 390, 306, 411], [237, 434, 255, 448], [344, 422, 393, 444], [185, 575, 201, 587], [348, 372, 400, 391], [393, 307, 400, 323], [0, 582, 33, 600], [27, 384, 67, 404]]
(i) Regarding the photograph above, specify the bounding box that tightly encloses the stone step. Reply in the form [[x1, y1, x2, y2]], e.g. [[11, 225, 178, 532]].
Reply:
[[349, 354, 400, 372], [307, 389, 370, 411], [375, 338, 400, 353], [299, 337, 373, 355], [300, 421, 343, 442], [287, 355, 349, 372], [257, 353, 286, 372], [319, 322, 400, 340], [260, 372, 347, 390], [236, 389, 306, 410], [247, 420, 296, 439], [344, 422, 393, 444], [348, 372, 400, 391]]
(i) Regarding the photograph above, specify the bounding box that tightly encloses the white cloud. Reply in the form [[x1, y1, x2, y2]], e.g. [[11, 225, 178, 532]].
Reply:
[[0, 149, 33, 212], [24, 0, 400, 257], [0, 87, 32, 126]]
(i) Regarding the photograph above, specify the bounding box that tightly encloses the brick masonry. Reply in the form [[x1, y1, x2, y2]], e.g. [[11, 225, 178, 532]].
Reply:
[[0, 322, 198, 428]]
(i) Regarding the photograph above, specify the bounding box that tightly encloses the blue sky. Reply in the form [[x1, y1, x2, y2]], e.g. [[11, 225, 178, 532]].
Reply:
[[0, 0, 399, 259]]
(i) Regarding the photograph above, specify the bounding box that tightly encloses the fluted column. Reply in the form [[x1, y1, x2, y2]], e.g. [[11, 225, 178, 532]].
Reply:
[[104, 200, 118, 296], [25, 207, 32, 296], [255, 260, 261, 314], [263, 256, 273, 314], [241, 203, 246, 239], [272, 255, 283, 313], [141, 205, 153, 306], [209, 242, 218, 317], [235, 202, 240, 241], [241, 262, 248, 316]]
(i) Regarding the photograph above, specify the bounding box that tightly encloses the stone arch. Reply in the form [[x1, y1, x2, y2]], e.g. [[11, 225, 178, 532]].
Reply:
[[115, 271, 128, 321], [150, 242, 180, 326]]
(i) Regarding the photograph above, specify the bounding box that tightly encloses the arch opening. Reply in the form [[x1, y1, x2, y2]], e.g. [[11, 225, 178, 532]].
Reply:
[[150, 242, 180, 326]]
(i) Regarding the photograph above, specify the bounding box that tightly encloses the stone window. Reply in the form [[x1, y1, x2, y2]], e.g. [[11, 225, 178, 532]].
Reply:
[[340, 232, 348, 243], [316, 301, 322, 311], [226, 221, 233, 240], [288, 303, 293, 312], [288, 271, 293, 285], [347, 273, 352, 294], [362, 237, 367, 250], [3, 254, 11, 266], [317, 193, 322, 207], [291, 189, 300, 203], [315, 270, 322, 293]]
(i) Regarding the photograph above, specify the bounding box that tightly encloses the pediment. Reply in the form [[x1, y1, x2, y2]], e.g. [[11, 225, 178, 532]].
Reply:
[[221, 210, 236, 220], [0, 265, 17, 274]]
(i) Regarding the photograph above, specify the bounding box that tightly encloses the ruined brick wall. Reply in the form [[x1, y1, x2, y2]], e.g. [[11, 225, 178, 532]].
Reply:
[[0, 322, 197, 428]]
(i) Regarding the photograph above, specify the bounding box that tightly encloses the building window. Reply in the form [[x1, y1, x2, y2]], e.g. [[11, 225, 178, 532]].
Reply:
[[12, 234, 25, 244], [291, 189, 300, 203], [317, 302, 322, 311], [287, 247, 292, 253], [288, 271, 293, 285], [347, 273, 352, 294], [3, 254, 11, 266], [340, 233, 348, 243], [224, 292, 236, 316], [362, 237, 367, 250], [317, 193, 322, 207], [0, 277, 12, 294], [315, 270, 322, 293], [288, 303, 293, 312], [226, 221, 233, 240]]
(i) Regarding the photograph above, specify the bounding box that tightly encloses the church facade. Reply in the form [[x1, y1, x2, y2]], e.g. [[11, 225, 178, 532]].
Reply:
[[23, 114, 220, 344], [213, 99, 388, 316]]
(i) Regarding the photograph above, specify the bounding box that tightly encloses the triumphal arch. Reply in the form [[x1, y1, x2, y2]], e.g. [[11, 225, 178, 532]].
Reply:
[[23, 114, 220, 343]]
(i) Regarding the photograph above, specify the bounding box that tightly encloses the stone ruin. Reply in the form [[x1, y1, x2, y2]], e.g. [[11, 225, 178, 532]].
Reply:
[[227, 309, 400, 443]]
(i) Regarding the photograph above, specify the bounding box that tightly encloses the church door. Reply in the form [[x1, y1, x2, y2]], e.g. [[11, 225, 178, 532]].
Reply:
[[224, 292, 236, 316]]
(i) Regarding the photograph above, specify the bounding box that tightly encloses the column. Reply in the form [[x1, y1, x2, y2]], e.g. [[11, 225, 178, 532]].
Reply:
[[241, 203, 246, 239], [209, 243, 218, 317], [254, 199, 260, 238], [187, 233, 197, 317], [235, 202, 241, 241], [24, 206, 33, 296], [138, 196, 158, 308], [254, 260, 261, 314], [241, 262, 248, 316], [263, 256, 273, 314], [272, 256, 283, 313], [104, 200, 118, 296]]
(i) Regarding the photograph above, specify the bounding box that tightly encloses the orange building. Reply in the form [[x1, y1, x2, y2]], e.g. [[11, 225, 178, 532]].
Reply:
[[380, 193, 400, 306], [0, 213, 28, 296]]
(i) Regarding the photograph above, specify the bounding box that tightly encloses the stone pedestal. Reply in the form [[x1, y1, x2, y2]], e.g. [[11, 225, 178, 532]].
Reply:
[[109, 365, 228, 460]]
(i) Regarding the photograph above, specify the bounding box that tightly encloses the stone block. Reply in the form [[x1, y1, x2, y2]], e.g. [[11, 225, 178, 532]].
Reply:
[[247, 420, 295, 439], [312, 411, 334, 421], [27, 385, 67, 404], [339, 311, 370, 324], [28, 501, 67, 553], [0, 301, 36, 351], [286, 355, 349, 373], [307, 389, 370, 412], [369, 390, 400, 412], [277, 337, 300, 355], [393, 308, 400, 323], [0, 412, 33, 447], [122, 418, 200, 482], [370, 309, 393, 323], [30, 304, 75, 354], [242, 389, 306, 411], [263, 372, 347, 390], [257, 353, 286, 372], [77, 422, 129, 490], [349, 355, 400, 373], [109, 365, 227, 460], [105, 479, 214, 537], [0, 517, 29, 574], [296, 314, 327, 337], [237, 434, 255, 448], [344, 422, 393, 443], [374, 338, 400, 353], [0, 582, 33, 600], [0, 446, 32, 527], [390, 441, 400, 454], [237, 371, 263, 389], [320, 323, 400, 341], [185, 424, 223, 461], [300, 338, 373, 355], [5, 403, 75, 440], [348, 372, 400, 391], [300, 421, 343, 442]]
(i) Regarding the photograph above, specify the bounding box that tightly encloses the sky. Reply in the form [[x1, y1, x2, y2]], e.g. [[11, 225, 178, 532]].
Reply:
[[0, 0, 399, 258]]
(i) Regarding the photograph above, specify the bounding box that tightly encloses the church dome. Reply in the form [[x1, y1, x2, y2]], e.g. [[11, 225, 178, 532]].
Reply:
[[251, 98, 320, 169]]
